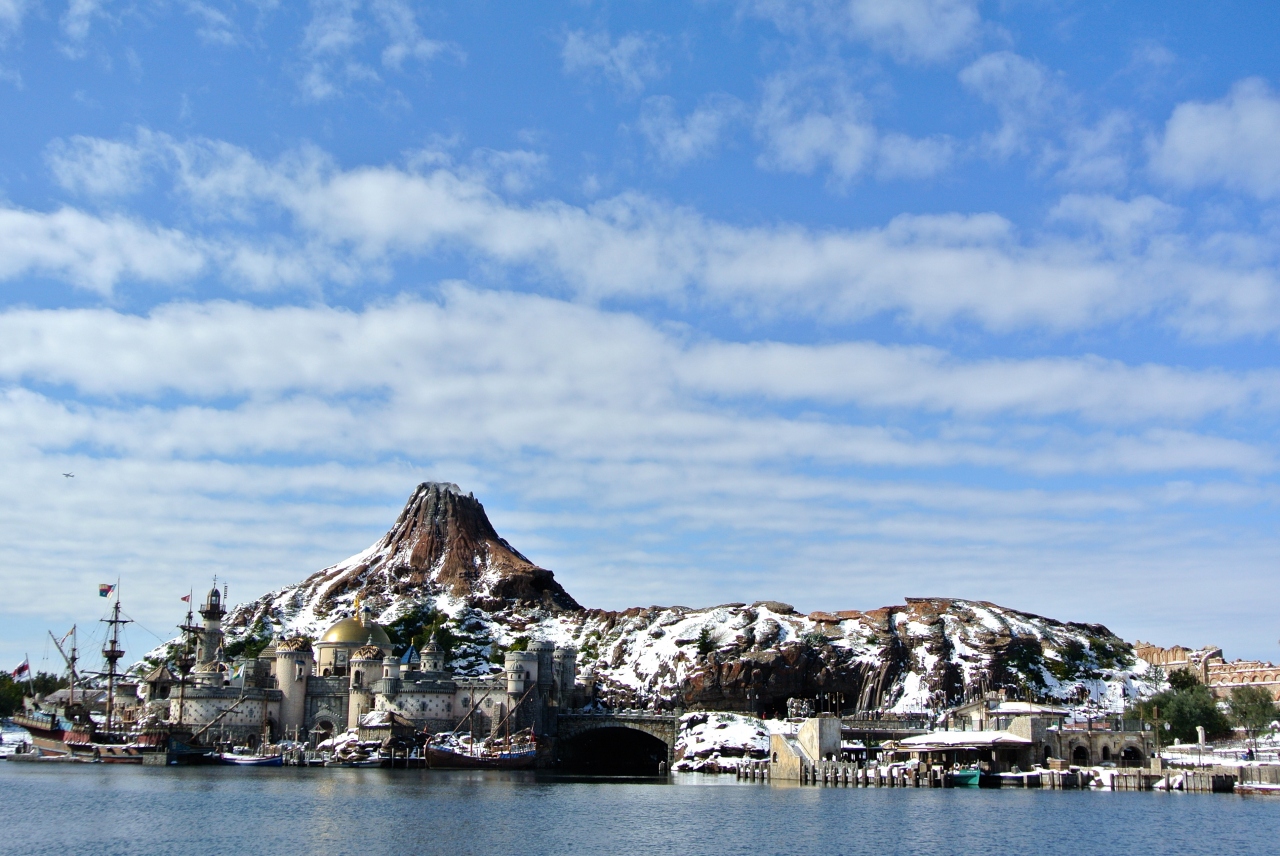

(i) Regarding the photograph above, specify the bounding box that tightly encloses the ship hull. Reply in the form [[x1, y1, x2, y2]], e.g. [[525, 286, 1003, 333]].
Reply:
[[427, 746, 537, 770], [217, 753, 284, 767]]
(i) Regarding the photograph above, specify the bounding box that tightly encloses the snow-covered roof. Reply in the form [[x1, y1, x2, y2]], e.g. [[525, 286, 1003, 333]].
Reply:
[[989, 701, 1070, 716], [898, 730, 1032, 749]]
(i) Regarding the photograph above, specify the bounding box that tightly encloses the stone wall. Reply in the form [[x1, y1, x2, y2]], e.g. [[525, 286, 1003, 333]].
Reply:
[[1206, 660, 1280, 701]]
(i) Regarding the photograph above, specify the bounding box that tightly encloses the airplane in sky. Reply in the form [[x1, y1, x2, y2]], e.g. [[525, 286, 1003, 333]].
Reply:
[[62, 473, 74, 478]]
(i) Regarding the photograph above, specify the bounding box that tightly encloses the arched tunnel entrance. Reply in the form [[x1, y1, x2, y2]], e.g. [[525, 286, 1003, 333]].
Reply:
[[556, 727, 670, 776]]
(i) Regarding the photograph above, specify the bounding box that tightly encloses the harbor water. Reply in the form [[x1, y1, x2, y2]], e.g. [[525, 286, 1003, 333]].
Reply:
[[2, 764, 1277, 856]]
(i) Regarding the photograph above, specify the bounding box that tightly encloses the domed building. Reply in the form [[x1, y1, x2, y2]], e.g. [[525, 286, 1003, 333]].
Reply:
[[314, 604, 392, 677]]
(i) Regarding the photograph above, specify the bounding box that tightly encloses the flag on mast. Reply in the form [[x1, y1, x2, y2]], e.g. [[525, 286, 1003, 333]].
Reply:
[[180, 594, 191, 602], [10, 658, 28, 679], [99, 583, 115, 597]]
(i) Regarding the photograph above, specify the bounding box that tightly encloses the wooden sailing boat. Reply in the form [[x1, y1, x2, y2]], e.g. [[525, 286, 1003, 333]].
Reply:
[[426, 685, 538, 769]]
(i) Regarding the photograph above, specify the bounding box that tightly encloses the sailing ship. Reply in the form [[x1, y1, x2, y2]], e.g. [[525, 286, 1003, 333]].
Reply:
[[11, 585, 212, 764], [424, 684, 538, 769], [425, 733, 538, 769]]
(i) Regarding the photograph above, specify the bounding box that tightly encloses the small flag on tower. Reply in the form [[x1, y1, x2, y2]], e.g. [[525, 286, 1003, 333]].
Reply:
[[180, 594, 191, 603], [10, 658, 28, 679], [99, 584, 115, 597]]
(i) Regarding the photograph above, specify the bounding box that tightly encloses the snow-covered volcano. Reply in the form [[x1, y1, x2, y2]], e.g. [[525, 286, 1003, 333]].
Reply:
[[222, 482, 1160, 714]]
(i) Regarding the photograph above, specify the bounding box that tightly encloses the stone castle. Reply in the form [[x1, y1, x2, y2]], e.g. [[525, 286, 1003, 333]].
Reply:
[[141, 585, 578, 747]]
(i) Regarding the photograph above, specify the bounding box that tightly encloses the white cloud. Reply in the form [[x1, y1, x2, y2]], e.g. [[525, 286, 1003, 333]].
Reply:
[[46, 132, 153, 196], [746, 0, 982, 64], [0, 0, 29, 43], [843, 0, 981, 63], [1150, 78, 1280, 199], [756, 71, 878, 180], [1048, 194, 1181, 251], [298, 0, 450, 100], [876, 132, 954, 179], [1056, 112, 1133, 188], [30, 131, 1280, 336], [677, 340, 1276, 423], [370, 0, 448, 70], [960, 51, 1066, 158], [184, 1, 242, 47], [755, 71, 952, 184], [0, 205, 205, 293], [61, 0, 107, 43], [0, 290, 1274, 435], [561, 28, 664, 95], [638, 94, 746, 166]]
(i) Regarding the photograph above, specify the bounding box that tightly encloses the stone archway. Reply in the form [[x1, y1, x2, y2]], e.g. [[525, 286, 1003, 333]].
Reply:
[[555, 713, 678, 774], [1072, 745, 1090, 765], [556, 726, 670, 775]]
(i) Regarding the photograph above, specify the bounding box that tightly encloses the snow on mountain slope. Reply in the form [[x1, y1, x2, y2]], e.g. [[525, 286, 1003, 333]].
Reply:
[[219, 482, 1161, 714]]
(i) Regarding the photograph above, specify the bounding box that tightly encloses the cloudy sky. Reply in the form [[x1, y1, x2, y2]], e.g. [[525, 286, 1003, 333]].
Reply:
[[1, 0, 1278, 670]]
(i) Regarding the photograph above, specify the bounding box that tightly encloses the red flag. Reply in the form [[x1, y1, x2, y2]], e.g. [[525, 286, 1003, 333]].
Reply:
[[180, 594, 191, 602], [11, 659, 29, 679]]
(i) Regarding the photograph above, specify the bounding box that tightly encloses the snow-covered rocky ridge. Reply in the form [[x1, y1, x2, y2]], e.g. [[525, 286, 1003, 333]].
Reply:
[[221, 482, 1161, 714], [672, 712, 787, 772]]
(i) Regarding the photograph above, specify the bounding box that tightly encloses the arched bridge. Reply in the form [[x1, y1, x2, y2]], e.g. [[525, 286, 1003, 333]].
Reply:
[[555, 712, 679, 775]]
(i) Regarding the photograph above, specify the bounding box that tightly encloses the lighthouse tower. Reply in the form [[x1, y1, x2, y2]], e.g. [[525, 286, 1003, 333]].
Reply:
[[196, 583, 226, 668]]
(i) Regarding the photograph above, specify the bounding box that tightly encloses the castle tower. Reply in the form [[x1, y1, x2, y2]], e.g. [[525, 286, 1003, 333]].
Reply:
[[421, 637, 444, 673], [348, 644, 382, 729], [504, 650, 539, 731], [552, 646, 577, 709], [505, 650, 537, 696], [530, 640, 554, 695], [276, 637, 313, 740]]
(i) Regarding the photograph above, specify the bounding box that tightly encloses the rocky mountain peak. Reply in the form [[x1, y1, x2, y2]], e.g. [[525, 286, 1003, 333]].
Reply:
[[238, 483, 581, 628]]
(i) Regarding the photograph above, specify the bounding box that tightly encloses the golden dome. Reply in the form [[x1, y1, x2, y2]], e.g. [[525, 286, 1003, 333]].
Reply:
[[320, 616, 391, 646]]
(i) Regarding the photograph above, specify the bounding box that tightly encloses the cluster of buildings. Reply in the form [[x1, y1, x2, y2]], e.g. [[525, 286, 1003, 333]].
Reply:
[[136, 586, 580, 747], [771, 692, 1156, 779]]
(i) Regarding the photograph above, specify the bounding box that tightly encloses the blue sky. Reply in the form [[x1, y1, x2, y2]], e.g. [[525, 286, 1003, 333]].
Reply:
[[1, 1, 1278, 671]]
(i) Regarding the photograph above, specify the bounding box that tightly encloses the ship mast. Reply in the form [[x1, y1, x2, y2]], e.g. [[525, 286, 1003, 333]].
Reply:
[[100, 582, 131, 733], [174, 590, 199, 725], [48, 627, 79, 709]]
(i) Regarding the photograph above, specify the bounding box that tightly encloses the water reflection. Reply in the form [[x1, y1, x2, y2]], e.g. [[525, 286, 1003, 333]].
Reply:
[[1, 764, 1274, 856]]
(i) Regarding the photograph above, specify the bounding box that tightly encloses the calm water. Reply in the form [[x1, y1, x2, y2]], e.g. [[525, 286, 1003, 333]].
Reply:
[[1, 764, 1277, 856]]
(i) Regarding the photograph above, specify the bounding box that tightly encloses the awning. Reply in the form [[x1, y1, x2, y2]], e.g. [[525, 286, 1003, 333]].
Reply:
[[896, 730, 1032, 751]]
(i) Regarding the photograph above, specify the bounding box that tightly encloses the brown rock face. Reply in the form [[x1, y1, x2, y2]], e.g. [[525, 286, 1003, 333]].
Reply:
[[303, 482, 581, 613]]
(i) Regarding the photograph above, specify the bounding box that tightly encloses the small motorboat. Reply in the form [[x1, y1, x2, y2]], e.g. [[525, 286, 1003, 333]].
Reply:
[[217, 750, 284, 767], [950, 768, 981, 787]]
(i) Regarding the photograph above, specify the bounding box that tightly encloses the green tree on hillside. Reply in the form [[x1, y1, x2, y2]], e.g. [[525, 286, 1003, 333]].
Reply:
[[1134, 670, 1232, 744], [1228, 685, 1279, 749]]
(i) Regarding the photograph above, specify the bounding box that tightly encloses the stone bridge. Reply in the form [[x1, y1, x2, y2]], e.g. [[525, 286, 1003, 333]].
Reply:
[[554, 711, 680, 774]]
